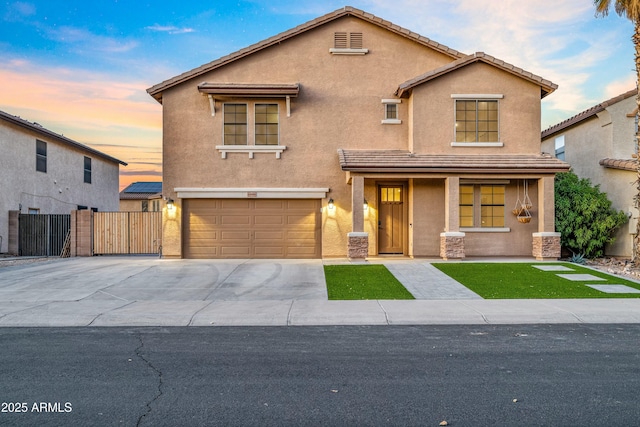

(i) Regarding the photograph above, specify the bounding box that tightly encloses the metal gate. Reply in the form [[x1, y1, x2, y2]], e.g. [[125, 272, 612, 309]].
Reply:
[[18, 214, 71, 256], [93, 212, 162, 255]]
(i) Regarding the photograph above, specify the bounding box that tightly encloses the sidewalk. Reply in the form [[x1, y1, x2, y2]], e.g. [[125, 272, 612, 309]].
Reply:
[[0, 256, 639, 327]]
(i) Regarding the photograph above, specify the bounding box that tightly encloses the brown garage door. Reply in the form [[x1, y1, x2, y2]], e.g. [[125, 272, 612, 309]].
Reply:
[[183, 199, 321, 259]]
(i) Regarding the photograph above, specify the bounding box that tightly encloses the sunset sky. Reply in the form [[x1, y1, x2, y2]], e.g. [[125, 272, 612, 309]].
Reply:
[[0, 1, 635, 190]]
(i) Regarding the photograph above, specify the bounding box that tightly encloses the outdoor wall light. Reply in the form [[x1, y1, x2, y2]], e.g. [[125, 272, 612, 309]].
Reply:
[[166, 199, 175, 210], [363, 199, 368, 210], [328, 198, 335, 210]]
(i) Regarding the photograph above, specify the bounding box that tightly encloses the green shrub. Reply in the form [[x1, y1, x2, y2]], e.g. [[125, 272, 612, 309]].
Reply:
[[555, 171, 628, 258]]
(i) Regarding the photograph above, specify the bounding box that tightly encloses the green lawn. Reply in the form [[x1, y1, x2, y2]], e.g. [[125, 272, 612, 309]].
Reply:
[[324, 264, 415, 300], [433, 262, 640, 299]]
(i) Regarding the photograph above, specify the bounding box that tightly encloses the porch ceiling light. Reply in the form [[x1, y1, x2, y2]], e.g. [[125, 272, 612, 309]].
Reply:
[[328, 198, 335, 210]]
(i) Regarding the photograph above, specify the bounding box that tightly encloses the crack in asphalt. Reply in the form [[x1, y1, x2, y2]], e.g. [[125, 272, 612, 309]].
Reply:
[[135, 334, 164, 427]]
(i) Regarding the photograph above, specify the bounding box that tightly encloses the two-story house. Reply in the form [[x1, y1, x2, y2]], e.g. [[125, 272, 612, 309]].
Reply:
[[0, 109, 126, 253], [542, 89, 637, 258], [147, 6, 568, 260]]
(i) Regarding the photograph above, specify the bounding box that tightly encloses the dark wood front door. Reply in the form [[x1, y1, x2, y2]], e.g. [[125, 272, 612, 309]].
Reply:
[[378, 185, 404, 254]]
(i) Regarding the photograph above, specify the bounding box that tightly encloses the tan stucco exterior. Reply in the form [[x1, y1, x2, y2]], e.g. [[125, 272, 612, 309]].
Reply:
[[0, 113, 123, 253], [151, 7, 566, 259], [542, 91, 636, 257]]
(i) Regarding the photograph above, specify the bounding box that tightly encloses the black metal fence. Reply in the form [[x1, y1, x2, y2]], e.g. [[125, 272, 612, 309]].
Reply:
[[18, 214, 71, 256]]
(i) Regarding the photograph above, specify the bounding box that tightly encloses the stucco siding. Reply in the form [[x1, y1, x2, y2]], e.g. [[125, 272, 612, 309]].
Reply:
[[0, 119, 120, 253]]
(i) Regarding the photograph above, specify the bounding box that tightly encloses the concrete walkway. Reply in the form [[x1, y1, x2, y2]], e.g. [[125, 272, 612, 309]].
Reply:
[[0, 256, 639, 327]]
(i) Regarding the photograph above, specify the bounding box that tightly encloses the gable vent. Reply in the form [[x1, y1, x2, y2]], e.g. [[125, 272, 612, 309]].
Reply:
[[334, 32, 348, 48], [350, 32, 363, 49], [330, 32, 369, 55]]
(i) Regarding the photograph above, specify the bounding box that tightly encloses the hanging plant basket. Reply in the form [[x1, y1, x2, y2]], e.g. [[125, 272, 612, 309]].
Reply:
[[517, 207, 532, 223], [512, 180, 523, 216]]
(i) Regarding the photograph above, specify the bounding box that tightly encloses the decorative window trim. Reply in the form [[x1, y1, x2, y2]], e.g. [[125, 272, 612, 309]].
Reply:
[[215, 144, 287, 159], [329, 48, 369, 55], [451, 142, 503, 147], [460, 227, 511, 233], [451, 94, 504, 99], [381, 99, 402, 124], [175, 187, 329, 199]]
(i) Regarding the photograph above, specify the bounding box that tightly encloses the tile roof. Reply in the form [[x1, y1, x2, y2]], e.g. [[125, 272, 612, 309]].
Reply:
[[542, 89, 637, 139], [0, 109, 127, 166], [337, 149, 570, 173], [396, 52, 557, 99], [599, 158, 637, 172], [147, 6, 465, 102]]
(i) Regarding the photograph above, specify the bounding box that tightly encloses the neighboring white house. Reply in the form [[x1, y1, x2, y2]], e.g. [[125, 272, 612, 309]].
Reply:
[[541, 89, 637, 258], [0, 109, 127, 253]]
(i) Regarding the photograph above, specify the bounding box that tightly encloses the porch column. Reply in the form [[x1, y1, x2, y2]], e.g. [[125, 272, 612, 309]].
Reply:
[[348, 175, 368, 259], [532, 176, 560, 260], [440, 176, 465, 259]]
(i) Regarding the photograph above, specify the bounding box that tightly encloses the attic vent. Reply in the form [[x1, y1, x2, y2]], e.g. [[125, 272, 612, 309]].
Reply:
[[334, 32, 348, 49], [350, 32, 363, 49], [330, 32, 368, 55]]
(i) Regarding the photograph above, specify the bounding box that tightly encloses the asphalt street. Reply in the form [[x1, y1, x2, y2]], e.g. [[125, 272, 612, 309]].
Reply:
[[1, 324, 639, 426]]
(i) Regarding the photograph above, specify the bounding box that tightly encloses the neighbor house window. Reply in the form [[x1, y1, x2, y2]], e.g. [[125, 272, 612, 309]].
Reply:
[[255, 104, 279, 145], [84, 156, 92, 184], [460, 184, 505, 228], [36, 140, 47, 173], [223, 103, 248, 145], [381, 99, 401, 124], [554, 135, 565, 160], [455, 100, 499, 142], [142, 200, 149, 212]]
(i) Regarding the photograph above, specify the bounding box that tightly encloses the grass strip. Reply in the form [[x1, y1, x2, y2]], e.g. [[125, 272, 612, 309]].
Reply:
[[432, 262, 640, 299], [324, 264, 415, 300]]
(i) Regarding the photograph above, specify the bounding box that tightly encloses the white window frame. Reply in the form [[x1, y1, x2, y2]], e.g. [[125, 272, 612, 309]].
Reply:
[[381, 99, 401, 124], [217, 102, 287, 159], [554, 135, 565, 160]]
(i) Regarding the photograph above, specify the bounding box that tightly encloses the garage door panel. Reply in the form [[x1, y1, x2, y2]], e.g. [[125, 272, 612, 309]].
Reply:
[[221, 215, 251, 225], [184, 199, 320, 259], [220, 231, 251, 241]]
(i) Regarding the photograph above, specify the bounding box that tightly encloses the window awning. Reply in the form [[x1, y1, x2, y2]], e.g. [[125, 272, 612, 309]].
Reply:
[[197, 83, 299, 98]]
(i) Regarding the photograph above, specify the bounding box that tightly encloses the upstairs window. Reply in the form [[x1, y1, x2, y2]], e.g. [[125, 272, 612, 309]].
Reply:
[[255, 104, 279, 145], [223, 103, 248, 145], [84, 156, 92, 184], [36, 140, 47, 173], [381, 99, 401, 124], [455, 100, 499, 143]]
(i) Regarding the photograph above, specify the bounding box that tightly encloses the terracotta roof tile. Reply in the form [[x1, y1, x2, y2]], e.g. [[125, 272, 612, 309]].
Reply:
[[542, 89, 637, 139], [147, 6, 465, 102], [337, 149, 570, 173], [396, 52, 557, 99], [599, 158, 637, 172]]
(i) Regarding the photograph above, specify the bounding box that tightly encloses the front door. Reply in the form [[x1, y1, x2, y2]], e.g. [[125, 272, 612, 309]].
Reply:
[[378, 185, 404, 254]]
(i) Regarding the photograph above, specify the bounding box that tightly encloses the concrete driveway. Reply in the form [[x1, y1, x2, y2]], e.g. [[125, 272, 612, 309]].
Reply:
[[0, 256, 327, 302]]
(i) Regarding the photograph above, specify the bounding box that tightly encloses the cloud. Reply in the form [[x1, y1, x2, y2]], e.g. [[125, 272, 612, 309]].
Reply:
[[47, 26, 138, 53], [4, 1, 36, 21], [145, 24, 195, 34], [604, 76, 636, 98]]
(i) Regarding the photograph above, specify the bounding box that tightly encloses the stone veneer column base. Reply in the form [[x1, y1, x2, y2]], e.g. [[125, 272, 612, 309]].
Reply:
[[440, 232, 465, 260], [347, 232, 369, 259], [532, 232, 561, 260]]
